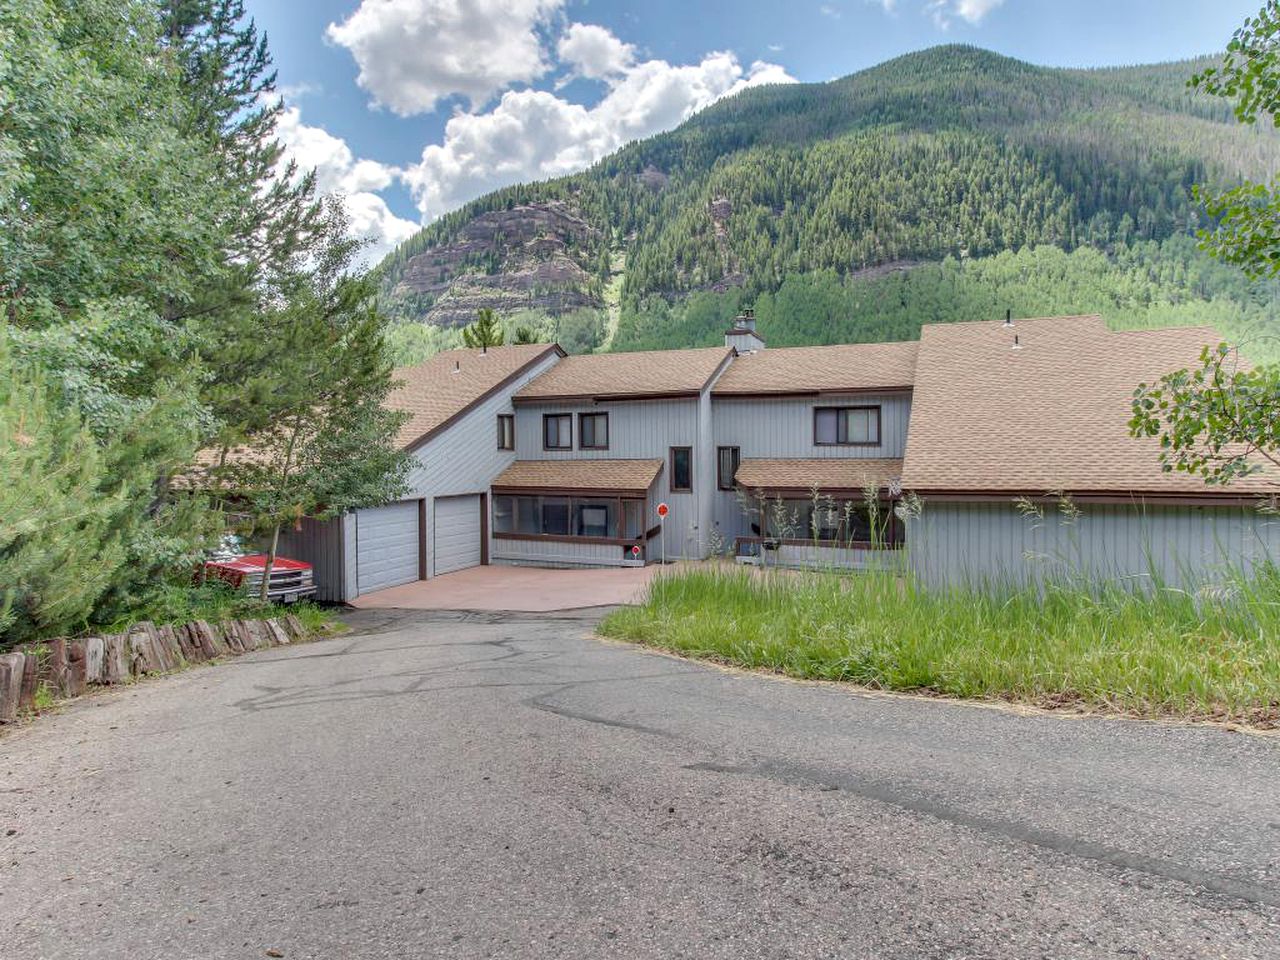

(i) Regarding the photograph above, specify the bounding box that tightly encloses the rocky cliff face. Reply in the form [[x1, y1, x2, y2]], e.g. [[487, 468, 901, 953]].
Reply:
[[392, 201, 603, 328]]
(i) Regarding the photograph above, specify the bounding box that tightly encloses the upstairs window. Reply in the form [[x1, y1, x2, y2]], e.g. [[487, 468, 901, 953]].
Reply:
[[497, 414, 515, 451], [543, 413, 572, 450], [814, 406, 881, 446], [579, 412, 609, 450], [717, 446, 740, 491], [670, 446, 692, 492]]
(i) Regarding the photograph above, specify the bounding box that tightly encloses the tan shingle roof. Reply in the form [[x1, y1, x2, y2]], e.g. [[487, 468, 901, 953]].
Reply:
[[712, 341, 918, 395], [736, 458, 904, 492], [389, 344, 562, 449], [901, 316, 1276, 496], [514, 346, 732, 402], [493, 459, 664, 493]]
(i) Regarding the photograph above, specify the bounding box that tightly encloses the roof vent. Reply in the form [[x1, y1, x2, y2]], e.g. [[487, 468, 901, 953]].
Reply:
[[453, 360, 461, 373], [1002, 309, 1014, 328], [1011, 334, 1022, 350], [732, 309, 756, 332]]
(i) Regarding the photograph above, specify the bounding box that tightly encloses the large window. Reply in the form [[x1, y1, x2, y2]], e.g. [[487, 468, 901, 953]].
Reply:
[[670, 446, 692, 492], [543, 413, 572, 450], [497, 414, 515, 450], [493, 495, 642, 542], [573, 498, 616, 537], [717, 446, 740, 491], [578, 412, 609, 450], [814, 406, 881, 446], [761, 498, 899, 546]]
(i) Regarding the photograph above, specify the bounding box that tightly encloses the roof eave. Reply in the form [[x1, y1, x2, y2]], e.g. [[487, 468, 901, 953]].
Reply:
[[712, 385, 914, 399], [492, 485, 655, 497], [903, 487, 1276, 507], [513, 389, 703, 405], [735, 484, 900, 497]]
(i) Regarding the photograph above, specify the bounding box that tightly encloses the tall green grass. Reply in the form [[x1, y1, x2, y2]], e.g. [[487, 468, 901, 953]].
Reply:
[[599, 566, 1280, 726]]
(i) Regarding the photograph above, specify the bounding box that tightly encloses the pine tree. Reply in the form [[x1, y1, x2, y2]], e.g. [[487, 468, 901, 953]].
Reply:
[[462, 309, 505, 349], [205, 244, 413, 600], [0, 332, 210, 645]]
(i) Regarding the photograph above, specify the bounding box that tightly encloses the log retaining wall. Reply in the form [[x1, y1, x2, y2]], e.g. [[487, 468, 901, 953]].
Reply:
[[0, 615, 312, 723]]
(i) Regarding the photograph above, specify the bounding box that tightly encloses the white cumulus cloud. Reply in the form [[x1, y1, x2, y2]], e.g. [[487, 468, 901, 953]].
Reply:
[[401, 51, 797, 222], [926, 0, 1006, 27], [326, 0, 565, 115], [557, 22, 636, 80], [275, 106, 419, 265]]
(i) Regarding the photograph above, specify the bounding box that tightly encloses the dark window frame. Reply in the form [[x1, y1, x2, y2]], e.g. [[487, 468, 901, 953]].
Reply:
[[542, 413, 572, 450], [491, 493, 647, 544], [813, 405, 882, 447], [717, 446, 740, 491], [670, 446, 693, 493], [578, 411, 609, 450], [497, 414, 515, 451]]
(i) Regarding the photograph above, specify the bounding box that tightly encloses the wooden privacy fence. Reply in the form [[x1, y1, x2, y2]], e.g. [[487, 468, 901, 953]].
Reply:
[[0, 615, 310, 723]]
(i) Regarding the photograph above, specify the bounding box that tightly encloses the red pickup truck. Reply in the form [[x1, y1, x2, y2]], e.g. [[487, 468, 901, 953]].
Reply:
[[204, 554, 317, 604]]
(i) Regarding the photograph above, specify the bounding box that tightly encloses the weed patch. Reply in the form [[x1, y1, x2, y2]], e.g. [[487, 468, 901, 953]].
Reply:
[[599, 566, 1280, 727]]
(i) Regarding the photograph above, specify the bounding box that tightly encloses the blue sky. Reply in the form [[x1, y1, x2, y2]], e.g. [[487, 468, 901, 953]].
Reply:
[[243, 0, 1261, 262]]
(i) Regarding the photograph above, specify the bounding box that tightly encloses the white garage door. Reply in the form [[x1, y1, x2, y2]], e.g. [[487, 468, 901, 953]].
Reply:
[[356, 501, 419, 595], [433, 495, 482, 576]]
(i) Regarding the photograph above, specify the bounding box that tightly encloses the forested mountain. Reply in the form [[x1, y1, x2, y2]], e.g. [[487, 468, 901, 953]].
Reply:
[[377, 45, 1280, 357]]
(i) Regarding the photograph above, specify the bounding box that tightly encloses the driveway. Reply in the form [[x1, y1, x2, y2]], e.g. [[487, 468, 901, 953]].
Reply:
[[349, 564, 660, 611], [2, 608, 1278, 959]]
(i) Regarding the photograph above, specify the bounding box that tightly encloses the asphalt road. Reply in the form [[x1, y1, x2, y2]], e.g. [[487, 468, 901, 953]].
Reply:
[[2, 608, 1278, 960]]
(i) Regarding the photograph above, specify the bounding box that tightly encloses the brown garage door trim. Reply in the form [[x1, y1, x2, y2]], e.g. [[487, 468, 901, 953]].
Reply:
[[418, 498, 427, 580]]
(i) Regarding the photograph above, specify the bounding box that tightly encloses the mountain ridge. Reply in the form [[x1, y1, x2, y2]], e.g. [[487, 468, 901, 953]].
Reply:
[[375, 45, 1280, 355]]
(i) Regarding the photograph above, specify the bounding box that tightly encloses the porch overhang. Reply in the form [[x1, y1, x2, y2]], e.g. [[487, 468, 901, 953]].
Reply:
[[492, 458, 664, 498]]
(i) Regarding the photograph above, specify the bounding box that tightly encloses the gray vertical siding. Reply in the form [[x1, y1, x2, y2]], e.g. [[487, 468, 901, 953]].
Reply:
[[908, 499, 1280, 590], [492, 538, 640, 568], [695, 372, 721, 558], [710, 392, 913, 552], [513, 398, 703, 558], [274, 516, 347, 603]]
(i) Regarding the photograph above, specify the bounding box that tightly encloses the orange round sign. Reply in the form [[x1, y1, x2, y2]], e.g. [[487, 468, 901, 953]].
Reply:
[[656, 502, 669, 518]]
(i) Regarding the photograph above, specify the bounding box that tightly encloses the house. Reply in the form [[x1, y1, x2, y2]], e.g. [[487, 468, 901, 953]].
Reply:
[[901, 316, 1279, 588], [276, 342, 563, 600], [291, 313, 1279, 601]]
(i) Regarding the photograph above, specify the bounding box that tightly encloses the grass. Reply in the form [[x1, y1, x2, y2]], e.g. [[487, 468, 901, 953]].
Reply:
[[97, 580, 338, 641], [599, 565, 1280, 728], [102, 581, 271, 633]]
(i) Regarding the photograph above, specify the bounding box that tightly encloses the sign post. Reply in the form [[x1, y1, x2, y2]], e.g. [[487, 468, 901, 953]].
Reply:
[[656, 502, 669, 566]]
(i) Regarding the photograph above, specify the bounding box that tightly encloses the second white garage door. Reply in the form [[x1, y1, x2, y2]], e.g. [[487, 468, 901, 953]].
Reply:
[[355, 501, 419, 595], [433, 494, 482, 576]]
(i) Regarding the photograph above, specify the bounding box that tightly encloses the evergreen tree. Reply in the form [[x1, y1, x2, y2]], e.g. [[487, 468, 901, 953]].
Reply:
[[206, 262, 412, 601], [0, 331, 209, 644], [0, 0, 413, 638], [462, 309, 505, 349]]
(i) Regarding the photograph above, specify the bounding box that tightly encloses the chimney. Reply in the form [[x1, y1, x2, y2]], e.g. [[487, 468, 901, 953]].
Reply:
[[725, 309, 765, 352]]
